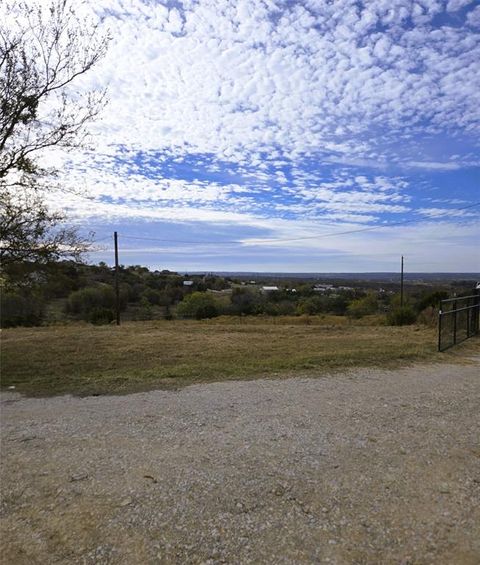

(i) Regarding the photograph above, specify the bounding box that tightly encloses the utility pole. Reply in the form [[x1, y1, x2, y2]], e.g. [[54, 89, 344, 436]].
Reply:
[[400, 255, 404, 309], [114, 231, 120, 325]]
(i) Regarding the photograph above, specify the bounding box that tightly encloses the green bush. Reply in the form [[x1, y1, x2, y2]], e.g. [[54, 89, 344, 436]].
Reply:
[[416, 290, 449, 313], [65, 286, 116, 320], [263, 300, 296, 316], [176, 292, 218, 319], [230, 287, 262, 315], [387, 306, 417, 326], [89, 307, 114, 325], [347, 294, 378, 318], [0, 291, 45, 327], [296, 296, 324, 315], [135, 297, 153, 320]]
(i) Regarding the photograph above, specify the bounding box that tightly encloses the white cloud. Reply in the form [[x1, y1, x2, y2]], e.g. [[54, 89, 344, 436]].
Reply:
[[467, 6, 480, 26], [6, 0, 479, 270], [446, 0, 474, 12], [44, 0, 477, 167]]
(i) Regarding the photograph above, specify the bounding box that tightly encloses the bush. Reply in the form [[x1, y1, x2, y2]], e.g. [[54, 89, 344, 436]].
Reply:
[[230, 288, 262, 315], [142, 288, 162, 305], [296, 296, 324, 315], [416, 290, 449, 313], [417, 306, 437, 327], [135, 297, 153, 320], [347, 294, 378, 318], [263, 300, 296, 316], [89, 307, 114, 325], [0, 291, 45, 327], [65, 286, 116, 320], [387, 306, 417, 326], [176, 292, 218, 319]]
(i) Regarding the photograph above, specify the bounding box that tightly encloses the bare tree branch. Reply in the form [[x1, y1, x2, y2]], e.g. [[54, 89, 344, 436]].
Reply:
[[0, 1, 108, 279], [0, 0, 109, 179]]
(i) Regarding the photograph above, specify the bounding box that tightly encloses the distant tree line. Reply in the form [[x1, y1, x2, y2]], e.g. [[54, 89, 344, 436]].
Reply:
[[1, 260, 469, 328]]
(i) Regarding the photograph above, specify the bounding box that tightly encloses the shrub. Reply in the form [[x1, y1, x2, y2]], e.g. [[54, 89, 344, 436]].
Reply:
[[416, 291, 449, 313], [136, 297, 153, 320], [296, 296, 324, 315], [230, 287, 261, 315], [347, 294, 378, 318], [65, 286, 116, 319], [0, 291, 45, 327], [89, 307, 114, 325], [387, 306, 417, 326], [142, 288, 162, 305], [263, 300, 296, 316], [176, 292, 218, 319], [417, 306, 437, 327]]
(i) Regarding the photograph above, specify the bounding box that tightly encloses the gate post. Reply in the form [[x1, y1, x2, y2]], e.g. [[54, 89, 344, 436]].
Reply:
[[453, 299, 457, 346], [438, 305, 443, 352]]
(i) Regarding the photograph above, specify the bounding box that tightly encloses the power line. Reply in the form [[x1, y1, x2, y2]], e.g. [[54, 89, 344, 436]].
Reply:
[[92, 235, 113, 243], [116, 201, 480, 246]]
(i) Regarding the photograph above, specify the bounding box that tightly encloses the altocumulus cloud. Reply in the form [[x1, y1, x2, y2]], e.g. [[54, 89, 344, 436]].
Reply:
[[18, 0, 480, 271]]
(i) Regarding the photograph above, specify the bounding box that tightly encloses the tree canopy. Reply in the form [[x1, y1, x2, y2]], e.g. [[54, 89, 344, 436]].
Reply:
[[0, 0, 108, 277]]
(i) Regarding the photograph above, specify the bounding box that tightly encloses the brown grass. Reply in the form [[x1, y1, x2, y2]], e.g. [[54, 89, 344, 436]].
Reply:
[[2, 316, 478, 397]]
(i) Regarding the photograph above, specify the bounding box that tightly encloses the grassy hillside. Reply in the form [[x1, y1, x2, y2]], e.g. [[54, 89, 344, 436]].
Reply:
[[3, 316, 476, 397]]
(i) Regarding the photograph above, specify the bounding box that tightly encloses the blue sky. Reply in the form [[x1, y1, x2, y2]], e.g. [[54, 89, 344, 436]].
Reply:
[[39, 0, 479, 271]]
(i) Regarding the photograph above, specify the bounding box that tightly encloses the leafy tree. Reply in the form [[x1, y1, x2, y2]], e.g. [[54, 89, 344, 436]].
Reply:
[[0, 0, 108, 180], [0, 289, 45, 327], [387, 305, 417, 326], [65, 285, 117, 320], [327, 295, 349, 315], [230, 287, 262, 315], [0, 0, 108, 278], [135, 296, 153, 321], [89, 307, 114, 325], [415, 290, 449, 313], [347, 294, 378, 318], [176, 292, 218, 320], [296, 296, 325, 315], [0, 189, 90, 270]]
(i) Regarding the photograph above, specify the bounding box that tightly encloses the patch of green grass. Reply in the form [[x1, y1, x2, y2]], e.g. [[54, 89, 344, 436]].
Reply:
[[1, 317, 478, 397]]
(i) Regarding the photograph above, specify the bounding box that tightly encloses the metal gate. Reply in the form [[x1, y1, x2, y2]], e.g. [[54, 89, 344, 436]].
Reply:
[[438, 294, 480, 351]]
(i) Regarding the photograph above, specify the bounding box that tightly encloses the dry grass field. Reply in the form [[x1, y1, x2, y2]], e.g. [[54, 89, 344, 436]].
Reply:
[[1, 315, 477, 397]]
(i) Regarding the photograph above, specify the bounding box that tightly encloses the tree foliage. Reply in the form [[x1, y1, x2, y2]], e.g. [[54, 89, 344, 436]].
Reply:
[[0, 0, 108, 279], [0, 0, 108, 181], [347, 294, 378, 318], [0, 189, 90, 269], [386, 305, 417, 326], [177, 292, 218, 320]]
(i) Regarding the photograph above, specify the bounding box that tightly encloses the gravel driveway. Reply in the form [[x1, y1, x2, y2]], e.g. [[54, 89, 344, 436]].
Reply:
[[1, 358, 480, 564]]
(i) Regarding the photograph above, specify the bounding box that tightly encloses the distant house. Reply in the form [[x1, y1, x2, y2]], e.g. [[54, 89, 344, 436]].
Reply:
[[261, 286, 279, 292], [207, 288, 232, 295], [313, 284, 333, 293], [183, 280, 194, 287]]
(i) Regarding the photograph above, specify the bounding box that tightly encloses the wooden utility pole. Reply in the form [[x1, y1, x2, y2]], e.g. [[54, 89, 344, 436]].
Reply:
[[114, 231, 120, 325], [400, 255, 404, 308]]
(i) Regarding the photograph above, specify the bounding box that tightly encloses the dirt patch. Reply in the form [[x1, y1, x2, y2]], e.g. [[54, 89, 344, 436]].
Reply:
[[1, 358, 480, 564]]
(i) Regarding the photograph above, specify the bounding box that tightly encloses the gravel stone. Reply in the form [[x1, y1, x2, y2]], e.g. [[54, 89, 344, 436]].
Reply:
[[1, 356, 480, 564]]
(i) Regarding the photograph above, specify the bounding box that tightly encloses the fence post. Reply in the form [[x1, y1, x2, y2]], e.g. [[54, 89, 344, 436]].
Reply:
[[473, 290, 480, 334], [467, 297, 471, 338], [452, 299, 457, 346], [438, 304, 442, 352]]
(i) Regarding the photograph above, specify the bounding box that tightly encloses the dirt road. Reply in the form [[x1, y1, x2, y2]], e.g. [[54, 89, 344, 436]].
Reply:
[[1, 358, 479, 564]]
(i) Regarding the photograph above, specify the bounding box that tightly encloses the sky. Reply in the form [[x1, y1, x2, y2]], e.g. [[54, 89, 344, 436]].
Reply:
[[41, 0, 480, 271]]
